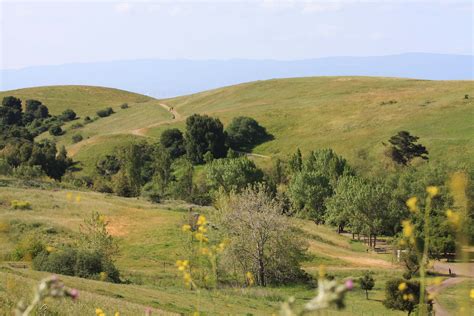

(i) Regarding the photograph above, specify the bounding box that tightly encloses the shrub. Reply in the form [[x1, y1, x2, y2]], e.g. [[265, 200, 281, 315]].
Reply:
[[71, 133, 83, 143], [141, 182, 161, 203], [33, 248, 77, 276], [160, 128, 185, 159], [10, 200, 31, 210], [71, 122, 84, 129], [0, 158, 12, 175], [12, 165, 45, 180], [96, 107, 114, 118], [383, 278, 431, 315], [60, 109, 77, 122], [12, 234, 44, 260], [83, 116, 92, 124], [49, 125, 63, 136], [120, 103, 129, 109]]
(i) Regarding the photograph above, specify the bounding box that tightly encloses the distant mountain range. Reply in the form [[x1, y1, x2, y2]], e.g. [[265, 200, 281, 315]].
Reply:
[[1, 53, 472, 98]]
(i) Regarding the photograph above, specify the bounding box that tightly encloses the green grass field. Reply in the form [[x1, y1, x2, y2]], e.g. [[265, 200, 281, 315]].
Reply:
[[1, 77, 472, 174], [0, 180, 409, 315]]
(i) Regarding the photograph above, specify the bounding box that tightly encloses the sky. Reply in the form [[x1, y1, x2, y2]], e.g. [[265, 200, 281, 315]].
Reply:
[[0, 0, 472, 69]]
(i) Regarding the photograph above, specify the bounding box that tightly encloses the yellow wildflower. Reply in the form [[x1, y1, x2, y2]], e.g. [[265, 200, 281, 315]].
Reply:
[[407, 294, 414, 301], [196, 215, 207, 226], [200, 247, 210, 255], [193, 312, 200, 316], [246, 271, 255, 286], [446, 209, 460, 229], [318, 265, 326, 278], [176, 260, 189, 271], [470, 289, 474, 299], [216, 242, 226, 253], [114, 313, 120, 316], [433, 277, 443, 286], [198, 225, 207, 233], [405, 197, 418, 213], [194, 232, 208, 243], [98, 215, 106, 223], [182, 224, 191, 232], [66, 192, 73, 201], [426, 186, 439, 198], [183, 272, 192, 286], [398, 282, 407, 291], [75, 195, 81, 203], [398, 239, 406, 246], [99, 271, 108, 281], [95, 308, 104, 316], [403, 294, 408, 301], [402, 220, 414, 238], [46, 246, 55, 253]]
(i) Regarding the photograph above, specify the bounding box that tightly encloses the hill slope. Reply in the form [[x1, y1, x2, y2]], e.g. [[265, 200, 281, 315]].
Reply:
[[1, 77, 473, 172], [162, 76, 474, 170]]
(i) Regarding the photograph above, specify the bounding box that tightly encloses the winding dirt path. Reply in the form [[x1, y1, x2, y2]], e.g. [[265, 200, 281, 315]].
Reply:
[[130, 103, 183, 137], [428, 262, 474, 316]]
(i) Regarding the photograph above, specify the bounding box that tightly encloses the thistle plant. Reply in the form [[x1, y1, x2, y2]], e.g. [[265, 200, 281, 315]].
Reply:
[[15, 275, 78, 316]]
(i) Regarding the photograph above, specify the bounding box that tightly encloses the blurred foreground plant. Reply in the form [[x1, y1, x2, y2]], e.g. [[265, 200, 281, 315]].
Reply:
[[15, 275, 78, 316]]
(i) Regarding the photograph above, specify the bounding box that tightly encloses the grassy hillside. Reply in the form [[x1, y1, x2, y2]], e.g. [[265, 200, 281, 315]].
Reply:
[[0, 85, 152, 117], [0, 180, 406, 315], [161, 77, 474, 170], [2, 77, 473, 174]]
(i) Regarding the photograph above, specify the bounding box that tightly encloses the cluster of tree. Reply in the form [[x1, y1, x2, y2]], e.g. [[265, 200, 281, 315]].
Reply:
[[0, 96, 74, 180]]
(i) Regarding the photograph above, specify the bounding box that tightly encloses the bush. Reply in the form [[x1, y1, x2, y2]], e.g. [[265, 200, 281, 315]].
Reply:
[[49, 125, 63, 136], [12, 235, 44, 260], [11, 200, 31, 210], [0, 158, 12, 175], [120, 103, 129, 109], [96, 107, 114, 118], [71, 122, 84, 129], [383, 278, 431, 315], [160, 128, 185, 159], [141, 182, 161, 203], [72, 134, 83, 143], [33, 248, 77, 276], [60, 109, 77, 122], [83, 116, 92, 124], [12, 165, 45, 180]]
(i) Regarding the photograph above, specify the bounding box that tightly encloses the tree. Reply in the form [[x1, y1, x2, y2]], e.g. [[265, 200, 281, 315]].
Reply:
[[287, 171, 331, 223], [217, 184, 308, 286], [2, 96, 22, 110], [225, 116, 270, 151], [152, 146, 173, 195], [184, 114, 227, 164], [206, 157, 264, 193], [96, 154, 120, 177], [387, 131, 428, 165], [304, 149, 353, 185], [116, 143, 143, 196], [49, 125, 63, 136], [1, 96, 23, 126], [160, 128, 185, 159], [168, 158, 194, 200], [288, 148, 303, 173], [383, 278, 431, 315], [359, 271, 375, 299]]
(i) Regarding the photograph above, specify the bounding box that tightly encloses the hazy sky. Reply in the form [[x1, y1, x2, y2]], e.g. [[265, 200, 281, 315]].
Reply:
[[0, 0, 472, 69]]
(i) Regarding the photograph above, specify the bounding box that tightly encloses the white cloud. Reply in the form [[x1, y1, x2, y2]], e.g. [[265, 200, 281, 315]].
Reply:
[[114, 2, 133, 14]]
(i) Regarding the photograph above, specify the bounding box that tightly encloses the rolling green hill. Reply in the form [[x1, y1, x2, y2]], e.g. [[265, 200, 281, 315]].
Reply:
[[1, 77, 473, 174]]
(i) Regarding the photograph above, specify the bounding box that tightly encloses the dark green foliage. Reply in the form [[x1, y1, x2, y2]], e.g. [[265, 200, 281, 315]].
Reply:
[[387, 131, 429, 165], [288, 171, 332, 222], [49, 125, 63, 136], [160, 128, 185, 159], [141, 181, 162, 203], [25, 100, 49, 120], [206, 157, 264, 193], [288, 148, 303, 173], [83, 116, 92, 124], [2, 96, 22, 110], [225, 116, 271, 151], [359, 271, 375, 299], [383, 278, 430, 315], [168, 158, 194, 200], [96, 155, 121, 176], [72, 134, 83, 143], [60, 109, 77, 121], [96, 107, 115, 118], [304, 149, 353, 185], [33, 249, 120, 283], [184, 114, 227, 164], [1, 96, 22, 126], [120, 103, 129, 109]]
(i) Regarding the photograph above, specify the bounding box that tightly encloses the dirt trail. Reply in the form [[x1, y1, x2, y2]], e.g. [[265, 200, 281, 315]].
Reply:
[[427, 262, 473, 316], [68, 103, 180, 156]]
